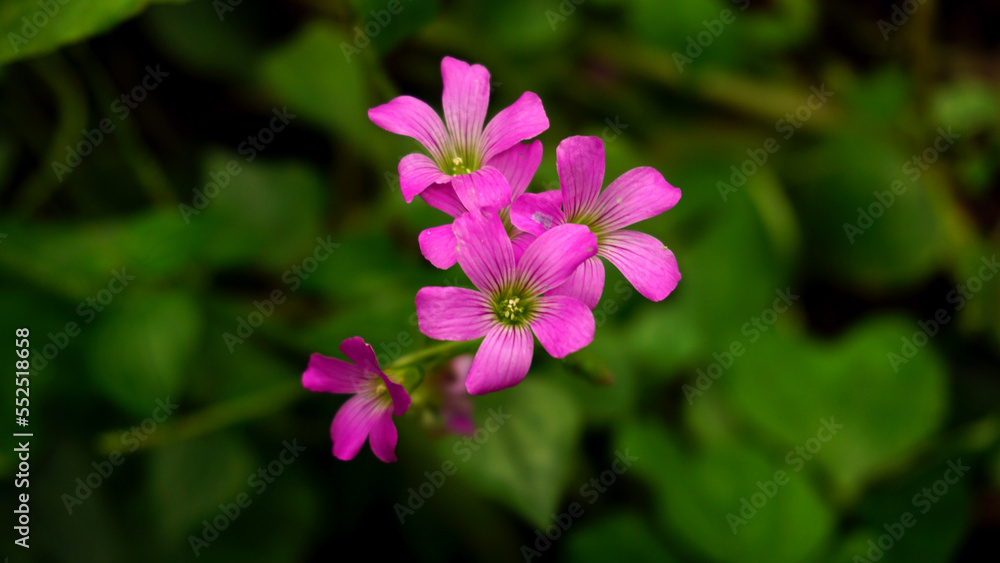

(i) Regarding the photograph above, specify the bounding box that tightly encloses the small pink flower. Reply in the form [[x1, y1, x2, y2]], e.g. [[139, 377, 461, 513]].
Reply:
[[302, 337, 411, 462], [418, 140, 543, 269], [416, 210, 598, 395], [369, 57, 549, 210], [511, 136, 682, 307]]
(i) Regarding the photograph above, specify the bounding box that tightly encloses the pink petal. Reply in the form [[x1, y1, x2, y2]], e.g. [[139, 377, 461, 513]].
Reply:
[[302, 353, 367, 394], [420, 183, 467, 218], [557, 136, 605, 220], [339, 336, 380, 373], [367, 410, 400, 462], [443, 354, 475, 435], [516, 223, 598, 295], [530, 295, 595, 358], [368, 95, 449, 160], [415, 286, 495, 340], [481, 92, 549, 161], [465, 324, 534, 395], [441, 57, 491, 156], [377, 371, 411, 417], [453, 210, 515, 295], [510, 231, 536, 264], [510, 190, 565, 237], [419, 223, 459, 269], [548, 255, 606, 309], [451, 167, 512, 212], [399, 153, 451, 203], [486, 140, 543, 199], [600, 230, 681, 302], [331, 394, 385, 461], [592, 167, 682, 231]]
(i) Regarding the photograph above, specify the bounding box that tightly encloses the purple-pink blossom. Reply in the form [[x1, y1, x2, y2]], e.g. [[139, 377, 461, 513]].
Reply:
[[416, 210, 598, 395], [511, 135, 682, 307], [302, 337, 411, 462], [368, 57, 549, 211], [418, 140, 543, 269]]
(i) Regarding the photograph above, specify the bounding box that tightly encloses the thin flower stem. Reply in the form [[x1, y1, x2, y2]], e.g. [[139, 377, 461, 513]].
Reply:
[[387, 339, 479, 371], [96, 380, 302, 454]]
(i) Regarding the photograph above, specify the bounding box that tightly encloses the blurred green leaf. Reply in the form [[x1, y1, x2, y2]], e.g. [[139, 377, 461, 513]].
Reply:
[[143, 0, 261, 81], [259, 22, 392, 162], [149, 432, 257, 543], [0, 210, 203, 300], [618, 421, 834, 563], [87, 289, 202, 416], [563, 513, 679, 563], [451, 378, 583, 527], [725, 318, 949, 500], [827, 459, 971, 563], [0, 0, 191, 66], [349, 0, 440, 54], [194, 151, 326, 270]]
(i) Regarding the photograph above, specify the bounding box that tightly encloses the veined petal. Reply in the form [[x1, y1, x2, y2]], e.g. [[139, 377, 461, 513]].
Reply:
[[377, 371, 411, 417], [399, 153, 451, 203], [531, 295, 595, 358], [516, 223, 598, 296], [420, 183, 467, 218], [302, 353, 368, 394], [600, 230, 681, 302], [486, 140, 543, 199], [510, 190, 565, 236], [510, 231, 536, 264], [418, 224, 459, 270], [453, 210, 516, 294], [368, 95, 448, 160], [339, 336, 380, 373], [481, 92, 549, 161], [593, 167, 681, 231], [330, 394, 385, 461], [451, 167, 512, 212], [441, 57, 491, 158], [415, 286, 494, 340], [465, 324, 533, 395], [367, 410, 400, 463], [548, 255, 606, 309], [557, 136, 605, 220]]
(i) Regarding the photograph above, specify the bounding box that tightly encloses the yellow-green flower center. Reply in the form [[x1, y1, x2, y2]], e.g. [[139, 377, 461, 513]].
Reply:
[[492, 289, 534, 326], [449, 156, 473, 176]]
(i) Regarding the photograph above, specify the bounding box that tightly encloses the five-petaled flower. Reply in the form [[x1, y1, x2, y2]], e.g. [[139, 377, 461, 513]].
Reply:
[[418, 140, 543, 269], [302, 337, 411, 462], [416, 210, 598, 394], [305, 57, 682, 462], [368, 56, 549, 212], [511, 135, 682, 308]]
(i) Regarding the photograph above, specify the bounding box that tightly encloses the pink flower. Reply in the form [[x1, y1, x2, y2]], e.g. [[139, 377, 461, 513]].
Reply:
[[511, 136, 682, 308], [439, 355, 475, 435], [368, 57, 549, 211], [419, 140, 543, 269], [302, 337, 411, 462], [416, 210, 598, 395]]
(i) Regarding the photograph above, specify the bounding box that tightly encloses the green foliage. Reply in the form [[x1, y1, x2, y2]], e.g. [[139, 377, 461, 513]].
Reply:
[[0, 0, 191, 66], [0, 0, 996, 561]]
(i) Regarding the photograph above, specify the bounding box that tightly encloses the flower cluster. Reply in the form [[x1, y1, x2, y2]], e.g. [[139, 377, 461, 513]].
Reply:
[[303, 57, 681, 461]]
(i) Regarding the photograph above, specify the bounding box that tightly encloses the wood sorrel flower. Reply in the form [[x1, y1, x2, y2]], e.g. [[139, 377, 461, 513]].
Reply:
[[511, 135, 682, 307], [418, 140, 543, 269], [368, 56, 549, 211], [302, 337, 410, 462], [416, 210, 598, 395]]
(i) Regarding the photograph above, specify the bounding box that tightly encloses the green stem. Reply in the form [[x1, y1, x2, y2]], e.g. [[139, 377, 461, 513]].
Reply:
[[97, 380, 302, 454], [388, 339, 479, 371]]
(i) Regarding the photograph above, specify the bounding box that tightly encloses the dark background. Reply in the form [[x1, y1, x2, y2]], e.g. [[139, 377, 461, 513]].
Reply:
[[1, 0, 999, 561]]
